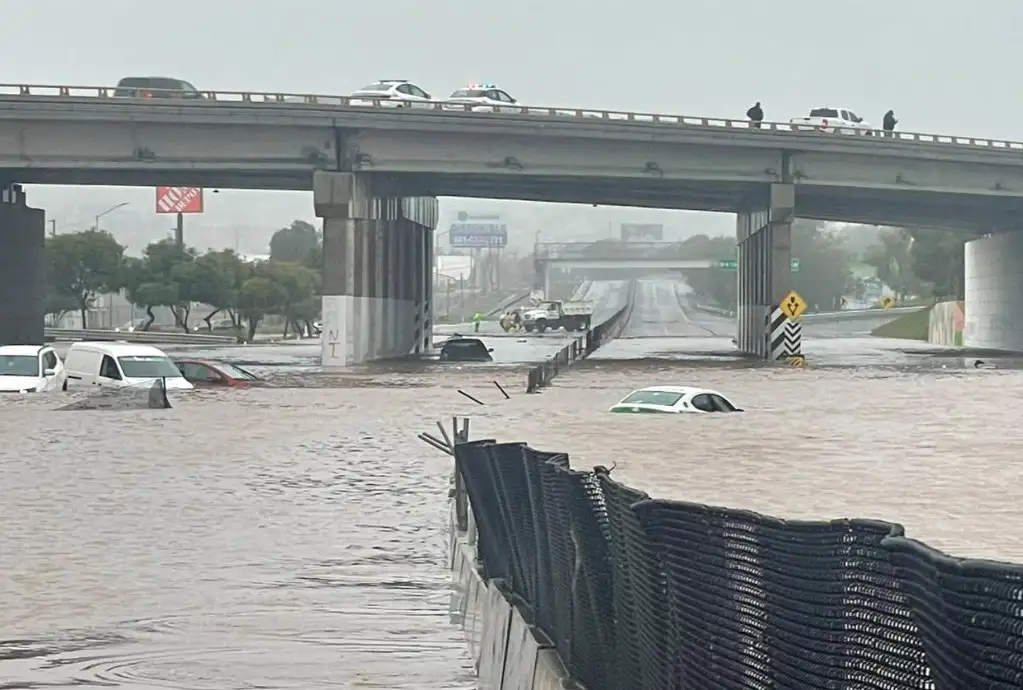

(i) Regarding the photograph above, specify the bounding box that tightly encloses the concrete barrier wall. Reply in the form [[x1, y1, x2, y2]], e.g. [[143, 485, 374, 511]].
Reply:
[[928, 300, 964, 347], [449, 515, 574, 690]]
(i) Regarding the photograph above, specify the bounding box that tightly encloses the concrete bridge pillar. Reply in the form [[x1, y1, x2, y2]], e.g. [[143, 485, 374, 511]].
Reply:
[[964, 232, 1023, 351], [314, 172, 437, 366], [0, 184, 45, 345], [735, 184, 794, 357]]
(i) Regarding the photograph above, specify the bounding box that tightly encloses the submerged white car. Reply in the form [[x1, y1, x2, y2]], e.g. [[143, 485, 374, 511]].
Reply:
[[0, 344, 68, 393], [608, 386, 742, 414]]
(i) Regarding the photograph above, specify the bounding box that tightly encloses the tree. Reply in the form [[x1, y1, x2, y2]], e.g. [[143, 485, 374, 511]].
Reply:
[[236, 270, 287, 341], [189, 249, 249, 329], [270, 220, 320, 265], [264, 261, 320, 337], [46, 230, 125, 328], [120, 240, 199, 331], [864, 228, 919, 300], [903, 228, 980, 300], [791, 220, 854, 311]]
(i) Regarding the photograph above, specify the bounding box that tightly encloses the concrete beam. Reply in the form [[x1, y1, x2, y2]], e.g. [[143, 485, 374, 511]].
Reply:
[[348, 130, 787, 183]]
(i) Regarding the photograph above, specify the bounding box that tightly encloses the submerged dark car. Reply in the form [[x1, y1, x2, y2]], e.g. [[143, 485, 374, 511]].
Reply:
[[439, 337, 493, 362]]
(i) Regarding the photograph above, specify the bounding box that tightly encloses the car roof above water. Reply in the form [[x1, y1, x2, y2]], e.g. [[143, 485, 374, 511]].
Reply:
[[631, 385, 727, 397], [0, 344, 46, 355], [68, 342, 170, 357]]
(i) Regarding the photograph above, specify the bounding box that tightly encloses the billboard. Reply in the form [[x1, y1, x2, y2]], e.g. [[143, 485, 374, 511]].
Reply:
[[155, 186, 203, 214], [449, 221, 507, 248], [620, 223, 663, 242]]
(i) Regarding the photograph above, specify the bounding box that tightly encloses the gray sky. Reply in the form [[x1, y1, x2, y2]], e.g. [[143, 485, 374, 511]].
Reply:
[[7, 0, 1016, 252]]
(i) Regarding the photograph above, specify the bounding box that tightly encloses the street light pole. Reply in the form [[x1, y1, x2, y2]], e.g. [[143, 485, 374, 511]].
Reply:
[[94, 201, 130, 231]]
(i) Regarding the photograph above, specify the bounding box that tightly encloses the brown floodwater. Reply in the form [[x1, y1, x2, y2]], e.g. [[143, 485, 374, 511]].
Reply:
[[3, 283, 1018, 688]]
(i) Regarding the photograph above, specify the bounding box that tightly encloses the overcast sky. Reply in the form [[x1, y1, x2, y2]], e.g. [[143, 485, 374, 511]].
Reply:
[[5, 0, 1016, 251]]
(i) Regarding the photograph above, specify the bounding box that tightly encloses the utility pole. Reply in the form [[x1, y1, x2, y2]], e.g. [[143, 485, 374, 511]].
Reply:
[[49, 219, 56, 236], [174, 212, 184, 247]]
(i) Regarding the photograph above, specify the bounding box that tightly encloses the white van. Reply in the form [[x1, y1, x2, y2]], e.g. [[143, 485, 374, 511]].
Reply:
[[64, 342, 194, 390]]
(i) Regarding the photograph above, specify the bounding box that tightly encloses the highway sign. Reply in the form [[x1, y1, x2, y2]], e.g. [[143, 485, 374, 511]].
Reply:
[[621, 223, 663, 241], [156, 186, 203, 214], [716, 258, 800, 271], [779, 290, 807, 319], [880, 296, 896, 308], [449, 222, 507, 248]]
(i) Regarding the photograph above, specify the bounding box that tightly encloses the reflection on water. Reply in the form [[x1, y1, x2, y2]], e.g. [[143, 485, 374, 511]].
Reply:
[[5, 340, 1023, 688]]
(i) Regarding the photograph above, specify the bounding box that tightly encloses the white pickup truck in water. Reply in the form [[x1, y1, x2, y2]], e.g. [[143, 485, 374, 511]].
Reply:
[[521, 300, 594, 332], [790, 107, 874, 134]]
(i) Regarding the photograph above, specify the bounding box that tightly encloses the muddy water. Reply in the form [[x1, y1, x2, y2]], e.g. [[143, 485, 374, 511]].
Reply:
[[4, 336, 1021, 688]]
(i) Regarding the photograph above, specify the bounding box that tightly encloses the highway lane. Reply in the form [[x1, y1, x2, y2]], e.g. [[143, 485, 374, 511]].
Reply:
[[591, 279, 970, 368]]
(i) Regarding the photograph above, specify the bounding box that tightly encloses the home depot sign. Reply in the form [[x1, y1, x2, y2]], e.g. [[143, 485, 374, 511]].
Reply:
[[155, 186, 203, 214]]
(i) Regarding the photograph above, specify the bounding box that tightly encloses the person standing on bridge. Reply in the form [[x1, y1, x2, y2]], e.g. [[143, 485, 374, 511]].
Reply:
[[746, 102, 764, 129], [882, 109, 898, 137]]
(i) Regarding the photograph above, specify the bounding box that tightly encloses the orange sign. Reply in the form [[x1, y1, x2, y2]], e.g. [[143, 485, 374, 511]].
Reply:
[[155, 186, 203, 214]]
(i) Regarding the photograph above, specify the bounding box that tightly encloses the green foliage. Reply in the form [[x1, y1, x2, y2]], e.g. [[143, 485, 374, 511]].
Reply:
[[904, 228, 979, 300], [45, 229, 125, 327], [47, 222, 323, 337], [270, 220, 321, 265], [679, 221, 853, 311], [864, 228, 918, 300]]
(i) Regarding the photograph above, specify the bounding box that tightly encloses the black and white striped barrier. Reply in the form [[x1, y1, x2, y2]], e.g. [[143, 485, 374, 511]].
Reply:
[[768, 307, 802, 360]]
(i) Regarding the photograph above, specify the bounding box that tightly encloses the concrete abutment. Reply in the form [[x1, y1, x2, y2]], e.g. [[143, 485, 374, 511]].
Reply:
[[314, 172, 437, 366], [0, 185, 45, 345], [735, 183, 793, 357]]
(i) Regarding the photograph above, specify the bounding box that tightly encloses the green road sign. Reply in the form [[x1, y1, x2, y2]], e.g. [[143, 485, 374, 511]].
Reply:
[[716, 258, 799, 271]]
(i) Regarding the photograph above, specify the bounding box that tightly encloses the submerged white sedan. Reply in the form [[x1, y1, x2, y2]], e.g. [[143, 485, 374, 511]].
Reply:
[[608, 386, 742, 414]]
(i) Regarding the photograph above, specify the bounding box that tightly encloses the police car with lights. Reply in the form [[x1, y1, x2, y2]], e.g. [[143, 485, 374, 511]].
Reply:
[[443, 83, 522, 112], [349, 79, 434, 108]]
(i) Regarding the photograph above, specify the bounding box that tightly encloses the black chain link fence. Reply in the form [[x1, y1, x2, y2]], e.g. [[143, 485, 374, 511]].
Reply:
[[453, 440, 1023, 690]]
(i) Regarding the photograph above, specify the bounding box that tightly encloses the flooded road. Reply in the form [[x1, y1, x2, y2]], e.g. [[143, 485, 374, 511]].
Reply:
[[5, 278, 1014, 689]]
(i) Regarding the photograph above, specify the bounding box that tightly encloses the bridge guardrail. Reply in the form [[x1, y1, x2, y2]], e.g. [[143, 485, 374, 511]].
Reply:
[[1, 83, 1020, 152], [454, 440, 1023, 690], [45, 328, 235, 344], [525, 281, 637, 393]]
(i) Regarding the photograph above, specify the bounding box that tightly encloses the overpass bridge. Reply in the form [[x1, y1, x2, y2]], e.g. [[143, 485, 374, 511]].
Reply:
[[532, 241, 800, 294], [2, 83, 1023, 358]]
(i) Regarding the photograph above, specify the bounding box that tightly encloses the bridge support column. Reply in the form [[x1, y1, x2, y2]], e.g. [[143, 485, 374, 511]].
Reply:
[[736, 184, 794, 358], [964, 232, 1023, 351], [0, 185, 45, 345], [403, 197, 438, 354]]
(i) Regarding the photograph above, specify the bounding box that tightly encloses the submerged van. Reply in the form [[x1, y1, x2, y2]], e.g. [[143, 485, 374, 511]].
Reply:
[[64, 342, 194, 390]]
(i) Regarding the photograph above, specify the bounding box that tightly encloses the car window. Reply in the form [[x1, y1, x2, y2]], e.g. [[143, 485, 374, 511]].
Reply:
[[809, 108, 839, 118], [449, 89, 486, 99], [118, 355, 183, 378], [848, 111, 862, 123], [43, 350, 58, 370], [689, 394, 716, 412], [497, 90, 515, 103], [0, 354, 39, 377], [709, 394, 737, 412], [408, 85, 430, 99], [179, 81, 199, 93], [619, 390, 683, 406], [100, 355, 122, 380], [358, 81, 398, 92], [181, 362, 219, 381], [395, 83, 412, 95]]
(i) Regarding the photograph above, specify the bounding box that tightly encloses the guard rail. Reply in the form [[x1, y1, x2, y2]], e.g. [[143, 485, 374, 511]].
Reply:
[[525, 281, 637, 393], [0, 83, 1020, 152], [691, 303, 918, 321], [45, 328, 235, 344]]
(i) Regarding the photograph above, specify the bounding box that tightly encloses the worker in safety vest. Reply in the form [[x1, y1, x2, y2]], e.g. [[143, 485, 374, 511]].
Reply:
[[472, 311, 484, 332]]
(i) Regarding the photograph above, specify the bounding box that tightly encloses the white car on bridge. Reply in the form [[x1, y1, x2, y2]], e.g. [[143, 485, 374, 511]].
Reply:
[[349, 79, 434, 108], [608, 386, 742, 414], [442, 84, 523, 112], [790, 107, 874, 134]]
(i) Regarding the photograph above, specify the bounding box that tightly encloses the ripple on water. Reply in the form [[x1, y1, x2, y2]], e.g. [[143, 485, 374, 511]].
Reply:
[[5, 358, 1023, 688]]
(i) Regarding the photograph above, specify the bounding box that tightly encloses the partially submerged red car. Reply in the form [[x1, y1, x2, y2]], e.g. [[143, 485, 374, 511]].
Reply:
[[173, 358, 268, 387]]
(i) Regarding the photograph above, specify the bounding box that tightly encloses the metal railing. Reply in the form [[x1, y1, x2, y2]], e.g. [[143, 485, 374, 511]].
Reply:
[[454, 440, 1023, 690], [1, 83, 1021, 152], [536, 241, 690, 261], [45, 328, 235, 344], [524, 281, 637, 393]]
